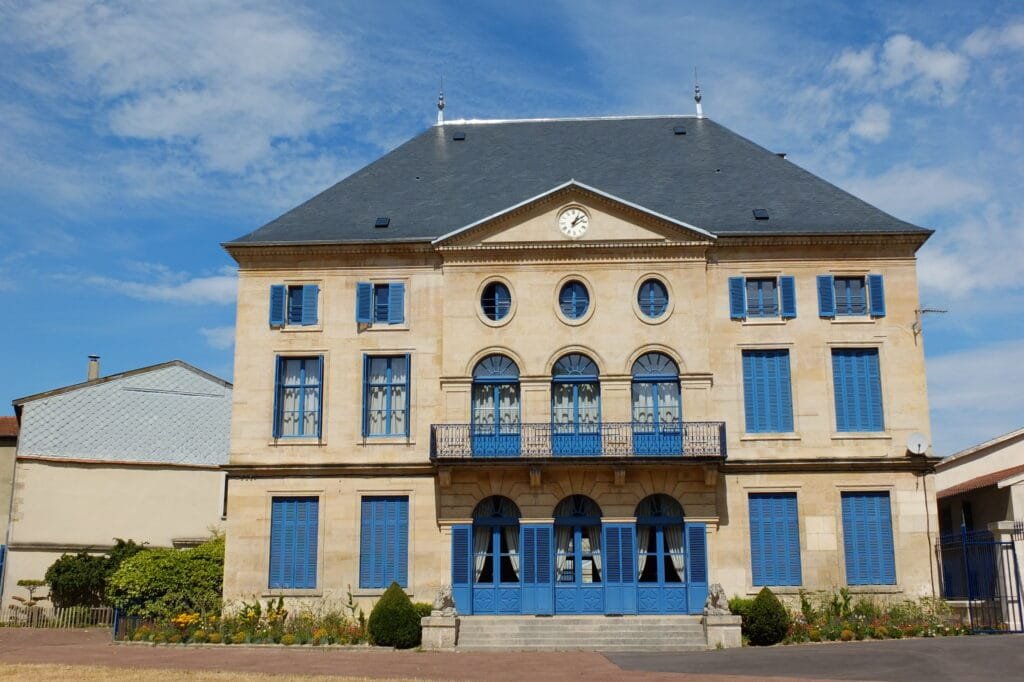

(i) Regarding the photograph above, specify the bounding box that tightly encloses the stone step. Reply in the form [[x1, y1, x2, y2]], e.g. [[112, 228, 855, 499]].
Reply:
[[458, 643, 708, 652], [456, 615, 709, 651]]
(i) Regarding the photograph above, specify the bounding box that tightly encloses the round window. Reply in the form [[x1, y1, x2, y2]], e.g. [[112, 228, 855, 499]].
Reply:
[[481, 281, 512, 321], [637, 279, 669, 318], [558, 280, 590, 319]]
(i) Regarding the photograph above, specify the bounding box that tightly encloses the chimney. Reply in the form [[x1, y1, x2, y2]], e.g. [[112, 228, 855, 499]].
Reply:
[[87, 355, 100, 381]]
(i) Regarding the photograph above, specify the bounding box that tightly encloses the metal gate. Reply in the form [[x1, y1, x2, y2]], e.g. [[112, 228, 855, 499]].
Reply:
[[938, 527, 1023, 632]]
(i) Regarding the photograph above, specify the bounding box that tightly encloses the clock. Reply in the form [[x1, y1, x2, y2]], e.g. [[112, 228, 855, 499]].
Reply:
[[558, 207, 589, 239]]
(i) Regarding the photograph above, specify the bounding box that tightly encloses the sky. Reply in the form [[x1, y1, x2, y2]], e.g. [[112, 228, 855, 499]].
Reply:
[[1, 0, 1022, 455]]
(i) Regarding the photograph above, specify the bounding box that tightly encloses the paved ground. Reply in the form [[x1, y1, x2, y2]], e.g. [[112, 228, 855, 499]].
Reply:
[[610, 634, 1024, 682], [2, 629, 1022, 681]]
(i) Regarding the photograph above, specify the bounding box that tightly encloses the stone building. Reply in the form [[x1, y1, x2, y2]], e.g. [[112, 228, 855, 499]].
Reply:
[[222, 113, 939, 620], [2, 358, 231, 608]]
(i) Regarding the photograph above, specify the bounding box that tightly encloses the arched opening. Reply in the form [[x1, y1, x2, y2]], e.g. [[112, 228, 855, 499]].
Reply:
[[472, 496, 522, 587], [471, 355, 521, 456], [551, 353, 601, 456], [553, 495, 604, 613], [636, 494, 685, 584], [631, 352, 682, 455]]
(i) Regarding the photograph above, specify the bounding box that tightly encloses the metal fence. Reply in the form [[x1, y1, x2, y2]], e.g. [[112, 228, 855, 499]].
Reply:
[[938, 528, 1023, 633], [1, 606, 115, 628]]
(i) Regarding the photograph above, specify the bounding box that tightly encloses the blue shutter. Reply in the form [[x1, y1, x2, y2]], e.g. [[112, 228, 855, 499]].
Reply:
[[395, 497, 409, 587], [269, 285, 286, 327], [269, 497, 318, 589], [303, 498, 319, 588], [301, 285, 319, 325], [685, 523, 708, 613], [742, 352, 757, 432], [750, 494, 800, 586], [749, 495, 766, 586], [729, 277, 746, 319], [359, 498, 373, 588], [865, 350, 884, 431], [783, 494, 801, 586], [603, 523, 637, 614], [868, 274, 886, 317], [780, 276, 797, 318], [356, 282, 373, 323], [269, 498, 285, 587], [833, 350, 849, 431], [776, 351, 794, 432], [842, 492, 895, 586], [272, 357, 283, 439], [451, 524, 473, 613], [387, 282, 405, 324], [521, 524, 554, 614], [817, 275, 835, 318]]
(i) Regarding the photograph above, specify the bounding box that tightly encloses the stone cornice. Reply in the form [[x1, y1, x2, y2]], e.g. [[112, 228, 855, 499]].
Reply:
[[720, 455, 939, 474], [225, 463, 436, 477], [713, 233, 930, 249]]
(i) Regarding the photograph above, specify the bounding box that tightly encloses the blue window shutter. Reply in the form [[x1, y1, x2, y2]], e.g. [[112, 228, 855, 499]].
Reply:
[[303, 498, 319, 589], [301, 285, 319, 326], [817, 275, 835, 318], [686, 523, 708, 613], [842, 492, 895, 586], [742, 352, 757, 432], [387, 282, 405, 324], [602, 523, 637, 614], [272, 357, 283, 439], [780, 276, 797, 318], [868, 274, 886, 317], [269, 285, 286, 327], [877, 494, 896, 584], [403, 353, 411, 437], [728, 277, 746, 319], [777, 351, 794, 432], [356, 282, 373, 323], [833, 350, 849, 431], [359, 498, 373, 588], [451, 524, 473, 613], [361, 355, 370, 438], [865, 350, 884, 431], [395, 497, 409, 587], [749, 495, 764, 585], [269, 498, 284, 587]]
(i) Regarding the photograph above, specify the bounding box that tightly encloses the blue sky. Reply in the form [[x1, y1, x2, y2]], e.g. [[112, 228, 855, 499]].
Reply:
[[1, 0, 1022, 455]]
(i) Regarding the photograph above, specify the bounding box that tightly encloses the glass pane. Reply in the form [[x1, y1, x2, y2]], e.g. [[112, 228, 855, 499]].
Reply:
[[373, 285, 389, 321], [658, 383, 681, 427], [632, 382, 654, 424], [472, 385, 495, 428], [390, 357, 408, 383], [578, 384, 600, 428], [552, 384, 574, 425], [283, 359, 302, 384], [368, 358, 388, 383]]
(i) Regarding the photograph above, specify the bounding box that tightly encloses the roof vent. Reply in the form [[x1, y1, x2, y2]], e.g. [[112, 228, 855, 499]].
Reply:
[[374, 216, 390, 228], [775, 152, 787, 159], [673, 125, 687, 135], [452, 131, 466, 141], [752, 209, 769, 220]]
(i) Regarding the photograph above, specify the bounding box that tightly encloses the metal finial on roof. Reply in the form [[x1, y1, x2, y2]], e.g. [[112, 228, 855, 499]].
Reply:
[[694, 68, 704, 119], [437, 90, 445, 126]]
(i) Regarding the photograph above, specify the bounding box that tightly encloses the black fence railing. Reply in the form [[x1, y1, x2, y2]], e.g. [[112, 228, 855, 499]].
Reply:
[[430, 421, 726, 460]]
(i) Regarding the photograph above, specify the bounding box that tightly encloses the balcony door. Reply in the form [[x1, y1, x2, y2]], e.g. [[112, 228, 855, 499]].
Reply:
[[554, 495, 604, 613], [470, 496, 522, 613], [631, 353, 682, 455], [551, 353, 601, 456], [471, 355, 521, 457], [636, 494, 687, 613]]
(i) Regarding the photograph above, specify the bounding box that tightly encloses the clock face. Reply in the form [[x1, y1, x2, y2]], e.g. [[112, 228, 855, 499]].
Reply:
[[558, 207, 589, 239]]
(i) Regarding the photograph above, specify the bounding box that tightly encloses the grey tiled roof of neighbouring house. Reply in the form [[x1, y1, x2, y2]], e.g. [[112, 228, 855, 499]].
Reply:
[[12, 361, 231, 467], [228, 116, 930, 245]]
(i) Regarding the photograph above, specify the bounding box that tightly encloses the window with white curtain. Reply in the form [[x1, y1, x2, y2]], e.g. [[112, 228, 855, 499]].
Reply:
[[363, 355, 409, 437]]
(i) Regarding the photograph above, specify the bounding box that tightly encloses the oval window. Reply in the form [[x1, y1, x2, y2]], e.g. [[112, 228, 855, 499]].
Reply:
[[558, 281, 590, 319], [481, 282, 512, 321], [638, 279, 669, 318]]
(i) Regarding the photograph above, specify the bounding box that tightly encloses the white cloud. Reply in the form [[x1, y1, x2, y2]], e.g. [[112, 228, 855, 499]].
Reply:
[[927, 338, 1024, 454], [849, 103, 891, 142], [963, 23, 1024, 57], [832, 35, 968, 103], [841, 165, 987, 222], [199, 326, 235, 350], [75, 264, 237, 304], [833, 46, 876, 82]]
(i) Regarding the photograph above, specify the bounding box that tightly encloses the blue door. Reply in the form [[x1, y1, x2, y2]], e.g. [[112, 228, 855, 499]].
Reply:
[[468, 496, 522, 614], [636, 495, 688, 613], [521, 524, 554, 614], [631, 353, 682, 455], [471, 356, 521, 457], [603, 523, 637, 614], [553, 495, 604, 613], [551, 354, 601, 456]]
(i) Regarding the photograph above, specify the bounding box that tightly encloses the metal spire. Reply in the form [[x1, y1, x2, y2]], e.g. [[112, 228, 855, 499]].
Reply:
[[694, 68, 704, 119]]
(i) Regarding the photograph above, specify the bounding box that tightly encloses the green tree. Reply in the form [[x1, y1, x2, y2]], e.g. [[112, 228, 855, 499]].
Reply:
[[746, 587, 790, 646], [45, 539, 145, 608], [367, 582, 421, 648]]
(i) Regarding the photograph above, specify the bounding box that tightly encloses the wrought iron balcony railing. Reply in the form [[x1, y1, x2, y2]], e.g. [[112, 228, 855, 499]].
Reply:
[[430, 421, 726, 460]]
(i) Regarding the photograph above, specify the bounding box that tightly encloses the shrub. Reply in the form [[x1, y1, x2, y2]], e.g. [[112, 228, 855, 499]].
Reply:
[[207, 632, 222, 644], [45, 539, 144, 608], [231, 632, 246, 644], [280, 633, 296, 646], [745, 587, 790, 646], [107, 535, 224, 619], [840, 629, 854, 641], [728, 596, 755, 637], [368, 582, 422, 648], [191, 630, 208, 644], [413, 602, 433, 620]]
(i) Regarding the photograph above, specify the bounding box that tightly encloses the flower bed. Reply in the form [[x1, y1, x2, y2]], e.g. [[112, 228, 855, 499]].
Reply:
[[729, 588, 971, 646]]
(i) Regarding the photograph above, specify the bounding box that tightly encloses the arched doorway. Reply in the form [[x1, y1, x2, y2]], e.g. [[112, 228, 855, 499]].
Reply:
[[551, 353, 601, 456], [636, 494, 687, 612], [553, 495, 604, 612], [471, 355, 521, 456], [631, 353, 682, 455], [470, 496, 522, 613]]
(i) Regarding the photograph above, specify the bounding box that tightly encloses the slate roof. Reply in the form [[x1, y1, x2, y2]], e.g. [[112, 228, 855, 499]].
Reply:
[[230, 116, 930, 246], [13, 361, 231, 467]]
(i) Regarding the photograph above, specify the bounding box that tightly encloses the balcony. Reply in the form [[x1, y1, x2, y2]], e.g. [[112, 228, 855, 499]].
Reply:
[[430, 422, 727, 461]]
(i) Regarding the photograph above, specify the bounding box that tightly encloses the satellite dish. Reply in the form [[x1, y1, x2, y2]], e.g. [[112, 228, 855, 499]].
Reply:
[[906, 432, 929, 455]]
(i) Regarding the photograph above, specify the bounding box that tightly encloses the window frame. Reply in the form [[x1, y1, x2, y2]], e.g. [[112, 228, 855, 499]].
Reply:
[[362, 354, 411, 438], [745, 277, 780, 318], [273, 355, 323, 439], [834, 276, 868, 317]]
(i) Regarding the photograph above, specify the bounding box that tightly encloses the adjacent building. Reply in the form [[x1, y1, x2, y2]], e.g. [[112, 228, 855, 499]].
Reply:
[[936, 426, 1024, 535], [222, 113, 939, 619], [2, 358, 232, 608]]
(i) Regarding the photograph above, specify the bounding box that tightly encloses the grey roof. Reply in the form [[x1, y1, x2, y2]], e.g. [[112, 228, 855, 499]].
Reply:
[[14, 361, 231, 467], [230, 116, 930, 245]]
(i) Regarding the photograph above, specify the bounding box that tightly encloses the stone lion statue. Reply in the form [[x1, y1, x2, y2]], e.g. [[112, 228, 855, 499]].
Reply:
[[703, 583, 730, 616], [431, 583, 457, 617]]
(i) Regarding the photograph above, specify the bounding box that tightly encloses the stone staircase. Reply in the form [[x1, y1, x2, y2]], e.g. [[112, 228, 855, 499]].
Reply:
[[456, 615, 707, 652]]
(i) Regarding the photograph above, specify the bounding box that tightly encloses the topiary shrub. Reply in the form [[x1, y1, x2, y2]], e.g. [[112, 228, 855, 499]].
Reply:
[[746, 587, 790, 646], [728, 596, 756, 637], [368, 582, 421, 648]]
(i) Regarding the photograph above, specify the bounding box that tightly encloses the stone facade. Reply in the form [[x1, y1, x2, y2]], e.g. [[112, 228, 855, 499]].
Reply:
[[223, 178, 938, 612]]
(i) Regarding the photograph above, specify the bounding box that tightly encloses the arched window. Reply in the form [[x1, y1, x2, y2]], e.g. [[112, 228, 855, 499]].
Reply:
[[551, 354, 601, 455], [636, 494, 685, 585], [472, 355, 521, 456], [558, 281, 590, 319], [553, 495, 603, 585], [472, 496, 522, 585], [637, 279, 669, 318], [631, 353, 682, 455]]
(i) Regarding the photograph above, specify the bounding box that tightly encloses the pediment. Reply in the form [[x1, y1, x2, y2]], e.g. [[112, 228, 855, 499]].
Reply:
[[433, 181, 715, 248]]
